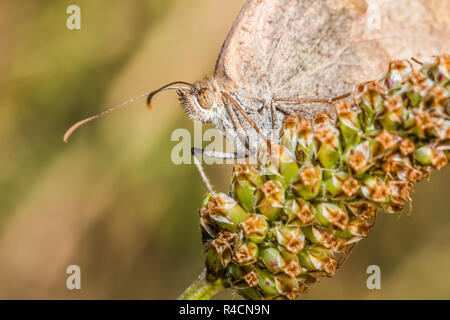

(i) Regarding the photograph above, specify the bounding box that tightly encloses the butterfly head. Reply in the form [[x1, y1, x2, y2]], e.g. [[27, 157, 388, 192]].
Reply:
[[177, 79, 223, 123]]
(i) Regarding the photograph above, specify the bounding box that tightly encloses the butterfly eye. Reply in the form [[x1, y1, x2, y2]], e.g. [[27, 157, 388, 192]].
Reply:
[[197, 88, 214, 109]]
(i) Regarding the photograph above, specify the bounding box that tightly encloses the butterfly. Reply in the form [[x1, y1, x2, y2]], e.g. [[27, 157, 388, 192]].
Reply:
[[64, 0, 449, 191]]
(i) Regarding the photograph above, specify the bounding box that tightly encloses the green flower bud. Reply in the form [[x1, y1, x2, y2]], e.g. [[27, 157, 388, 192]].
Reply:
[[374, 131, 401, 157], [273, 225, 305, 254], [205, 248, 225, 275], [233, 178, 256, 213], [361, 176, 391, 203], [296, 119, 316, 161], [406, 90, 421, 107], [383, 60, 413, 91], [324, 171, 348, 197], [342, 177, 360, 197], [407, 110, 432, 139], [346, 201, 377, 220], [209, 234, 233, 267], [227, 262, 245, 282], [232, 165, 264, 212], [334, 217, 371, 240], [336, 101, 362, 147], [241, 214, 268, 244], [242, 270, 260, 287], [262, 145, 300, 185], [280, 250, 302, 277], [282, 199, 300, 225], [431, 149, 448, 169], [297, 245, 337, 275], [296, 274, 319, 288], [318, 144, 340, 168], [295, 198, 315, 225], [200, 208, 216, 241], [340, 120, 362, 147], [258, 155, 283, 183], [255, 268, 279, 296], [275, 145, 300, 184], [202, 193, 214, 206], [344, 141, 372, 175], [414, 145, 433, 166], [314, 202, 349, 230], [234, 240, 259, 265], [255, 180, 285, 220], [260, 247, 285, 274], [302, 225, 338, 249], [355, 81, 384, 128], [281, 116, 300, 154], [429, 119, 450, 141], [291, 165, 322, 200], [380, 100, 403, 131], [283, 198, 314, 226], [203, 193, 249, 232], [274, 274, 299, 300], [429, 54, 449, 84], [315, 122, 341, 168]]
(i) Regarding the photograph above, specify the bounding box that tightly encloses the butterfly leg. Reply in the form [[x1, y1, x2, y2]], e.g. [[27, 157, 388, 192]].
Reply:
[[192, 147, 246, 161], [411, 57, 423, 65], [273, 92, 351, 106], [221, 91, 273, 154], [191, 147, 248, 193], [269, 99, 277, 136], [271, 93, 351, 119]]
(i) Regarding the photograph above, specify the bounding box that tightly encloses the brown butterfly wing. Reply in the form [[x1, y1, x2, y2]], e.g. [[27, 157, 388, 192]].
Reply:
[[215, 0, 450, 101]]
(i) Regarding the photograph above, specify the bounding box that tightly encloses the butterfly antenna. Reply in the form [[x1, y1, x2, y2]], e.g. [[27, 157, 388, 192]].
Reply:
[[63, 92, 151, 143], [146, 81, 196, 108], [63, 81, 195, 143], [411, 57, 423, 65]]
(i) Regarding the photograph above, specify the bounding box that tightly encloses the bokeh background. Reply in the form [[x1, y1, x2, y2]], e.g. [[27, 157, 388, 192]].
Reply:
[[0, 0, 449, 299]]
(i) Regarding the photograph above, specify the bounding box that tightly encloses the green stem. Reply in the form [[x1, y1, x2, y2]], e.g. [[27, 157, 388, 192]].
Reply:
[[178, 268, 224, 300]]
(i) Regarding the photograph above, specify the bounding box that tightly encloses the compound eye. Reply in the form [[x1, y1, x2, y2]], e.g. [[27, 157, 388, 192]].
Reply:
[[197, 88, 214, 109]]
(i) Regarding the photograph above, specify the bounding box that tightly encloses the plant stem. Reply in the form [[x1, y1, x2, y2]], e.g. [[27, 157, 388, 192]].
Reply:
[[178, 268, 224, 300]]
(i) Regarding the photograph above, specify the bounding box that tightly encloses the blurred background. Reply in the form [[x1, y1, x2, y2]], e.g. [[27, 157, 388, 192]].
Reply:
[[0, 0, 449, 299]]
